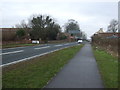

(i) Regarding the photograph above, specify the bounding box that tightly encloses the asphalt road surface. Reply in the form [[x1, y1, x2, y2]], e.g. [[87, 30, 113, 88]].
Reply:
[[2, 42, 79, 66], [45, 44, 104, 88]]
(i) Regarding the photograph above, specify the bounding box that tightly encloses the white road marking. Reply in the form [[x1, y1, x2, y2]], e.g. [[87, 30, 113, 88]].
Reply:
[[1, 50, 24, 55], [54, 45, 63, 47], [3, 47, 25, 50], [34, 46, 50, 50], [1, 48, 62, 67], [64, 43, 70, 45], [1, 45, 77, 67], [2, 44, 48, 50]]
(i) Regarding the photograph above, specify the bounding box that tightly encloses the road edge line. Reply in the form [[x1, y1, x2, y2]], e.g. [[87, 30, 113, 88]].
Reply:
[[1, 45, 77, 67]]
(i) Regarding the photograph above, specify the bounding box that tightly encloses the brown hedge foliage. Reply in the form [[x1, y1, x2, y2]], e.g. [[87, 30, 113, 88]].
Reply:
[[92, 35, 118, 57]]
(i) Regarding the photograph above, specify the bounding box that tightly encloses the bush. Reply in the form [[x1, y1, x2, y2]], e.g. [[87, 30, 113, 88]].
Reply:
[[57, 33, 67, 40], [16, 29, 26, 38], [60, 35, 67, 40], [92, 35, 118, 56]]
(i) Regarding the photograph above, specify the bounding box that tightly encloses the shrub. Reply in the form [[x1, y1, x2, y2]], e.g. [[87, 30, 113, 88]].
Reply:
[[16, 29, 26, 38]]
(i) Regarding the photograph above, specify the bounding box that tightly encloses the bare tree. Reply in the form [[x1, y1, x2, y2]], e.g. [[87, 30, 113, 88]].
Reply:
[[15, 20, 30, 40], [15, 20, 28, 28], [64, 19, 80, 32], [107, 19, 118, 33]]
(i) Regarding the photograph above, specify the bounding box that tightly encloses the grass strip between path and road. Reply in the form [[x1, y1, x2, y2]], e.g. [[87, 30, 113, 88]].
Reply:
[[93, 47, 118, 88], [3, 44, 83, 88]]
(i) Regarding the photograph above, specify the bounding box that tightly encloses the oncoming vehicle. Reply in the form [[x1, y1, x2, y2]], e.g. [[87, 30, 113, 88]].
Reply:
[[77, 40, 82, 43], [32, 40, 40, 44]]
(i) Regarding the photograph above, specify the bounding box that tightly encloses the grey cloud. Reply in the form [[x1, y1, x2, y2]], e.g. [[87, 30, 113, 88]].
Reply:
[[1, 1, 118, 38]]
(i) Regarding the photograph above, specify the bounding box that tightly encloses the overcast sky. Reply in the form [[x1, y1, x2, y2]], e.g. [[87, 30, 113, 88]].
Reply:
[[1, 0, 118, 38]]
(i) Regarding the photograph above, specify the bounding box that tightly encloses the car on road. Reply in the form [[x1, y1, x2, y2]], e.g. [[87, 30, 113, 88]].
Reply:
[[77, 40, 82, 43], [32, 40, 40, 44]]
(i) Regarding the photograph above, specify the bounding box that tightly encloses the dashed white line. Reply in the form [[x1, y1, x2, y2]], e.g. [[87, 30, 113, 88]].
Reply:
[[1, 48, 62, 67], [1, 43, 78, 67], [1, 45, 77, 67], [3, 47, 25, 50], [54, 45, 63, 47], [1, 50, 24, 55], [64, 43, 70, 45], [34, 46, 50, 50]]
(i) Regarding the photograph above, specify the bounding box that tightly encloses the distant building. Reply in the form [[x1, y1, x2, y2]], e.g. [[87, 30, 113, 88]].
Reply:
[[91, 27, 120, 39], [95, 28, 104, 34]]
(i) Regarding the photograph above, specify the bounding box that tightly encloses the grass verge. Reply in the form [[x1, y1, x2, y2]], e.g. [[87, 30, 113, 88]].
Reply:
[[93, 47, 118, 88], [2, 44, 83, 88]]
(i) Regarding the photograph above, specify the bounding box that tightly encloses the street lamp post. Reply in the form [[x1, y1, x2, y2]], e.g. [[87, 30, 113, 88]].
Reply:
[[118, 1, 120, 32]]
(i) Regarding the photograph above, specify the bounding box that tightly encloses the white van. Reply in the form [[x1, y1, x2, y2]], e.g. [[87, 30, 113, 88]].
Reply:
[[32, 40, 39, 44], [77, 40, 82, 43]]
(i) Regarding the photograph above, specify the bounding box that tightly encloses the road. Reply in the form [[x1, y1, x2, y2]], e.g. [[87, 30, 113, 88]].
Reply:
[[45, 44, 104, 88], [2, 42, 78, 66]]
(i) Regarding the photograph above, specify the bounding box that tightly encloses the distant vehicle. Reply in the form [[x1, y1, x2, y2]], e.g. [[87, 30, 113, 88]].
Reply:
[[32, 40, 39, 44], [77, 40, 82, 43]]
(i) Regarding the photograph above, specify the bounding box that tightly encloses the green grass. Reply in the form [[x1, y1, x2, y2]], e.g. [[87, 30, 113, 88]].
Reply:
[[2, 44, 83, 88], [2, 43, 39, 48], [93, 47, 118, 88]]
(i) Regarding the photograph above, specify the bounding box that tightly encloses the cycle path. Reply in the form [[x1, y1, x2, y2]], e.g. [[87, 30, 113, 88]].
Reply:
[[45, 44, 104, 88]]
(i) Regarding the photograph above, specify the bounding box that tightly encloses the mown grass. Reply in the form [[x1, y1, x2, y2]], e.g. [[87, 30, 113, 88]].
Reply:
[[2, 44, 83, 88], [93, 47, 118, 88]]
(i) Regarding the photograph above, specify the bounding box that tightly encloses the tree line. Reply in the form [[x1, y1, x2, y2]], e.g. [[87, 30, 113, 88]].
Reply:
[[15, 14, 86, 43]]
